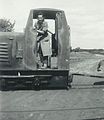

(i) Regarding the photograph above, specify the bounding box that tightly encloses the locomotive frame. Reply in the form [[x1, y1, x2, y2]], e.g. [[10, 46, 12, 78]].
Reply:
[[0, 8, 72, 90]]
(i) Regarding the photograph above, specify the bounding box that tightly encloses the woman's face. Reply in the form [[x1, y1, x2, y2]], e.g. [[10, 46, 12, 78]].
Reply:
[[37, 15, 44, 23]]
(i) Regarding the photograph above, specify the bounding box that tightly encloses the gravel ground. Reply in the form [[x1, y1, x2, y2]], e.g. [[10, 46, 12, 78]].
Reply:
[[70, 52, 104, 76], [0, 76, 104, 120]]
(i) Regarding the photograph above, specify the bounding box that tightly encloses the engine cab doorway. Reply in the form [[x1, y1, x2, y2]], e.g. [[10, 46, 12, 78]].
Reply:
[[33, 17, 58, 69], [24, 9, 70, 71]]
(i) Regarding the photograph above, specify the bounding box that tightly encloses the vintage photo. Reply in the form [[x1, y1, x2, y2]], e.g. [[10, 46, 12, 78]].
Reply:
[[0, 0, 104, 119]]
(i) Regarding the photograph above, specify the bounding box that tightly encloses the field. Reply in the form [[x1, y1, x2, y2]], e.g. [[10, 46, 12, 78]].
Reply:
[[0, 51, 104, 120], [70, 51, 104, 75]]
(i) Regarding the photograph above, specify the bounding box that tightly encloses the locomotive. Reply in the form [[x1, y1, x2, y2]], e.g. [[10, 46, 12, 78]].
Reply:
[[0, 8, 72, 90]]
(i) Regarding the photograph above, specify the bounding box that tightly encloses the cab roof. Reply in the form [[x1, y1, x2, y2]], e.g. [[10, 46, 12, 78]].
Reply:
[[31, 8, 64, 19]]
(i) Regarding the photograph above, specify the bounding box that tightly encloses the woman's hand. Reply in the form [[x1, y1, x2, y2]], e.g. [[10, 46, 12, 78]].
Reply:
[[37, 29, 44, 34]]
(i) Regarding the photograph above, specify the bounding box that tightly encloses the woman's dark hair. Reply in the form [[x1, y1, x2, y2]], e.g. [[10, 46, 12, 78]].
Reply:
[[37, 12, 44, 17]]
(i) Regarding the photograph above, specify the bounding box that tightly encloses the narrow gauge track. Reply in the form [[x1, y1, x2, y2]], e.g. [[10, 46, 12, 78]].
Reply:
[[0, 106, 104, 112]]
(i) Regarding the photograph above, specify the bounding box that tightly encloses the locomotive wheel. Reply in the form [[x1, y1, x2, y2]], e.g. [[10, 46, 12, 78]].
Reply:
[[68, 74, 73, 83], [32, 78, 40, 90], [67, 74, 73, 90], [66, 83, 72, 90], [0, 79, 8, 91]]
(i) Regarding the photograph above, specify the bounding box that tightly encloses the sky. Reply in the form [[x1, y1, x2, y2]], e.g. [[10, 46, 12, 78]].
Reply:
[[0, 0, 104, 49]]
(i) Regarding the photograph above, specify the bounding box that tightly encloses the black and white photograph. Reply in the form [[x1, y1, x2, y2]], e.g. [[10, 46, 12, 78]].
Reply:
[[0, 0, 104, 119]]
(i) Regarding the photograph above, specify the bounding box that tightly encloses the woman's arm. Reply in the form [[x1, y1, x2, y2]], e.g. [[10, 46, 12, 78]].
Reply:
[[36, 29, 44, 34]]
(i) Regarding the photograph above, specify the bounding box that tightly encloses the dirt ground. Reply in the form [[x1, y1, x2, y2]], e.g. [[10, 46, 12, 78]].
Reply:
[[0, 52, 104, 120], [70, 52, 104, 76], [0, 76, 104, 120]]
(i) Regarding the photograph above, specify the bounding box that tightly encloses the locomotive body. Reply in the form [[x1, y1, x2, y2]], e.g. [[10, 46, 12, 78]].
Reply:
[[0, 8, 72, 90]]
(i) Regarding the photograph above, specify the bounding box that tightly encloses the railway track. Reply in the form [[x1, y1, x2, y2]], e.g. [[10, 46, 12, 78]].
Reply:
[[0, 75, 104, 120]]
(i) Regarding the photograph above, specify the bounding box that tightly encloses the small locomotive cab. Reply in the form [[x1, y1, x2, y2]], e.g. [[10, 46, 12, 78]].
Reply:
[[0, 8, 72, 90], [24, 9, 70, 70], [33, 15, 57, 69]]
